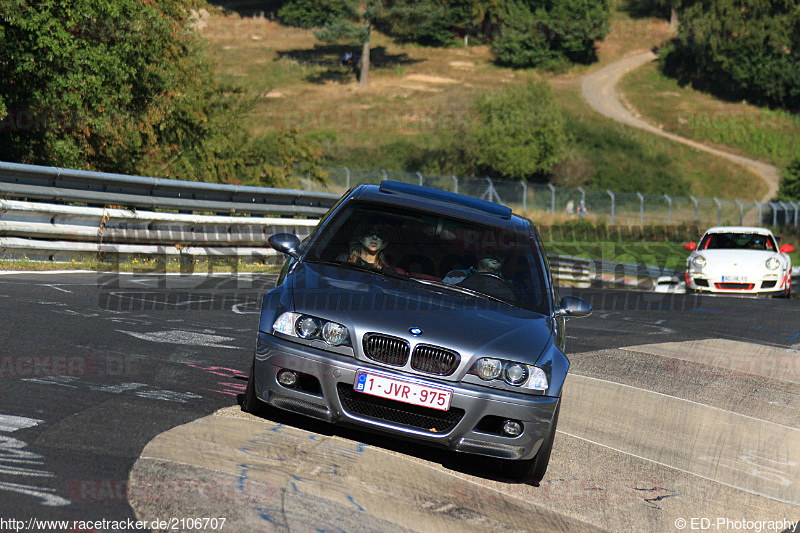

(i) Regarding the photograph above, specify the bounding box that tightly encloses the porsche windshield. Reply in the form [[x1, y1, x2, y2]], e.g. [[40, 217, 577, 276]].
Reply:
[[699, 232, 777, 251], [303, 202, 550, 313]]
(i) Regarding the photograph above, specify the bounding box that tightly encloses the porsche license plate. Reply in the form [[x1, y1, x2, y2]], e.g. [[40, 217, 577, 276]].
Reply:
[[722, 275, 748, 282], [354, 371, 452, 411]]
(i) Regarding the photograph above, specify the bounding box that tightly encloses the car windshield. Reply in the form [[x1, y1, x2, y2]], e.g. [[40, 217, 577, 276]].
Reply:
[[699, 232, 777, 251], [303, 201, 550, 313]]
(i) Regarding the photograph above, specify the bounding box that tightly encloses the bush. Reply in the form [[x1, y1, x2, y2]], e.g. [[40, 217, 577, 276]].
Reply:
[[278, 0, 355, 29], [777, 158, 800, 202], [470, 81, 569, 180]]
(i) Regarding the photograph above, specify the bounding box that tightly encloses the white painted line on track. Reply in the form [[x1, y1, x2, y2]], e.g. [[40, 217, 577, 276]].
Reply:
[[39, 284, 73, 293], [0, 414, 43, 433], [557, 430, 799, 507], [563, 374, 800, 506], [569, 373, 800, 432]]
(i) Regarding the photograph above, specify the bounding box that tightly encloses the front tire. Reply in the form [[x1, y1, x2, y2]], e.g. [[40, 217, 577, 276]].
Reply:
[[502, 400, 561, 485], [242, 360, 268, 416]]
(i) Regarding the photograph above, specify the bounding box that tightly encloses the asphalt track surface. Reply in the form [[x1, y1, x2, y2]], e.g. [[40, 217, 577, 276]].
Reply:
[[0, 272, 798, 532]]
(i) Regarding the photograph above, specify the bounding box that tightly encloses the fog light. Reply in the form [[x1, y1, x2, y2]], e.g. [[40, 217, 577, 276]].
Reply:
[[502, 420, 522, 437], [277, 370, 298, 387]]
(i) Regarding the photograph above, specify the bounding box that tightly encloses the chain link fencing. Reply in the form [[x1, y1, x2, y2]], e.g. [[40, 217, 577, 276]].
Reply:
[[290, 167, 799, 229]]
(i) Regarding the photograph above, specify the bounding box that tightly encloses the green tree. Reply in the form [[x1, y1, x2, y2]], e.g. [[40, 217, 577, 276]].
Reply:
[[0, 0, 323, 184], [279, 0, 381, 87], [661, 0, 800, 109], [777, 158, 800, 201], [470, 81, 569, 179], [374, 0, 480, 47], [491, 0, 610, 68], [278, 0, 353, 28]]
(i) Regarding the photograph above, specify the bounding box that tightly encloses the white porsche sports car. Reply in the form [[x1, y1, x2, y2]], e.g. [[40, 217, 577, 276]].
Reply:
[[684, 226, 794, 297]]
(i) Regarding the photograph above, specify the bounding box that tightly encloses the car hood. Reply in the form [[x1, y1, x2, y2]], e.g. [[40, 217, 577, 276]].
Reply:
[[692, 249, 781, 268], [288, 262, 553, 364]]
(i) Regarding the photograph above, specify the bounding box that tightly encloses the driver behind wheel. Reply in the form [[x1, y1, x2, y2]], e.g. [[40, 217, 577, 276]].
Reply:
[[442, 256, 504, 284]]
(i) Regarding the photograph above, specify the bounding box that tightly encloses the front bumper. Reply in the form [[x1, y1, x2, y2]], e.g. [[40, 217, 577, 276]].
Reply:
[[252, 331, 559, 461], [685, 270, 790, 295]]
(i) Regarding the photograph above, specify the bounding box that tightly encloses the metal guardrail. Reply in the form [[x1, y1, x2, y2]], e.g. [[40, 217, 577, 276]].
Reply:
[[0, 161, 339, 217], [549, 255, 683, 291], [1, 161, 796, 293], [0, 199, 318, 263]]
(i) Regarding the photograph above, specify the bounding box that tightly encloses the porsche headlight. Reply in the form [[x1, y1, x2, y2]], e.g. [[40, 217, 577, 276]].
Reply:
[[272, 312, 351, 347], [765, 257, 781, 271], [469, 358, 548, 391], [691, 255, 707, 269]]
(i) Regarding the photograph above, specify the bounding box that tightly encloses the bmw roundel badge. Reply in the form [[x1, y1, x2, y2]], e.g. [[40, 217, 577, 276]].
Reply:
[[409, 327, 423, 336]]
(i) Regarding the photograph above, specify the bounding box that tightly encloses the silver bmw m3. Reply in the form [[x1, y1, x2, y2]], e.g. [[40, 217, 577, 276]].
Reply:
[[244, 181, 591, 484]]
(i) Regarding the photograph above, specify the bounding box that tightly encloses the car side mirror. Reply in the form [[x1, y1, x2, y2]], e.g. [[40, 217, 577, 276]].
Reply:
[[780, 244, 794, 254], [268, 233, 301, 258], [555, 296, 592, 318], [684, 242, 697, 251]]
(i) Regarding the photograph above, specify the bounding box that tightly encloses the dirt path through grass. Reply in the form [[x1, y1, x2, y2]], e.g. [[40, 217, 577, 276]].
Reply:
[[581, 51, 780, 203]]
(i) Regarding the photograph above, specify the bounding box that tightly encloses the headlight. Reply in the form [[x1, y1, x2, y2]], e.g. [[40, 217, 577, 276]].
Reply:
[[474, 358, 502, 380], [765, 257, 781, 270], [469, 358, 548, 390], [273, 312, 299, 336], [296, 316, 319, 338], [272, 312, 350, 347], [691, 255, 707, 269], [504, 363, 529, 385], [322, 322, 349, 346]]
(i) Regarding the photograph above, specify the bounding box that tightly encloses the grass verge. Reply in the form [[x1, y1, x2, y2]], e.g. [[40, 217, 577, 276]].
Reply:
[[619, 61, 800, 170]]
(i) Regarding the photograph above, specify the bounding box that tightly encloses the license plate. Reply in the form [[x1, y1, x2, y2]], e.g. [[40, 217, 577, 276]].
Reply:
[[354, 371, 452, 411], [722, 275, 748, 282]]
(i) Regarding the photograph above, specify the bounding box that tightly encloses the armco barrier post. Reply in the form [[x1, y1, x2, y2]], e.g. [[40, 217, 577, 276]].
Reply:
[[607, 190, 615, 224], [664, 194, 672, 224], [636, 192, 644, 225], [735, 199, 743, 226], [520, 181, 527, 212]]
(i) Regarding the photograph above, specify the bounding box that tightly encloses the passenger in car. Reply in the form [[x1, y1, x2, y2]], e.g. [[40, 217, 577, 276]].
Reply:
[[339, 228, 394, 270]]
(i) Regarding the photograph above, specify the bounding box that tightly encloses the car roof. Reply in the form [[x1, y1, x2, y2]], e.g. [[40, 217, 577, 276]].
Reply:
[[703, 226, 774, 236], [348, 181, 532, 233]]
